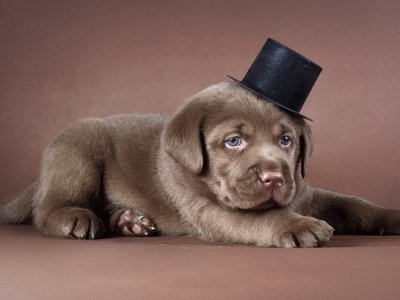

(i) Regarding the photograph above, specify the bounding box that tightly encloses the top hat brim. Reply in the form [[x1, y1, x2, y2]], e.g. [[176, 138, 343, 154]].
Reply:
[[227, 75, 313, 122]]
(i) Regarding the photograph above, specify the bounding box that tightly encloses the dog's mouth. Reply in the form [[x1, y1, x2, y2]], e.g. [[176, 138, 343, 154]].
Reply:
[[220, 179, 292, 210], [208, 168, 294, 211]]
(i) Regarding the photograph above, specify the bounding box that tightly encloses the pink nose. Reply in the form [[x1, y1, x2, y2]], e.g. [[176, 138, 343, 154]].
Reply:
[[259, 171, 285, 189]]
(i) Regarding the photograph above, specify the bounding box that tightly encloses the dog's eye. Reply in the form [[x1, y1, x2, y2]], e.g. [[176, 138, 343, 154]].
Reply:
[[280, 135, 292, 147], [225, 136, 242, 149]]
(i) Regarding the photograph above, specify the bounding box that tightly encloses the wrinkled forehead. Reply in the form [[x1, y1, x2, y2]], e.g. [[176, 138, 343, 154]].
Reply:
[[203, 94, 301, 140]]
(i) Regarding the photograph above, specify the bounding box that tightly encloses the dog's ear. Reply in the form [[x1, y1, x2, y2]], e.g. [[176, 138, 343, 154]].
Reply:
[[299, 121, 313, 178], [162, 100, 206, 174]]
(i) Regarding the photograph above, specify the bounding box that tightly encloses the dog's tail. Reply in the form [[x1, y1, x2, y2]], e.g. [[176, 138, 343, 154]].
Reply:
[[0, 181, 37, 224]]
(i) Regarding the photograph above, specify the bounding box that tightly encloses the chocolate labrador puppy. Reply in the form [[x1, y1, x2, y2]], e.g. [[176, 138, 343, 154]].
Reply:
[[1, 81, 399, 247]]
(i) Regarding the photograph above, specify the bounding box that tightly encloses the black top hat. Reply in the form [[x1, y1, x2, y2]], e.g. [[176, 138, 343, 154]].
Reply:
[[228, 38, 322, 121]]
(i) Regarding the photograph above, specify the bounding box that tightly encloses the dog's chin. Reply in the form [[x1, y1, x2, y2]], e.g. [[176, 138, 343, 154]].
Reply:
[[220, 195, 289, 211], [249, 199, 284, 210]]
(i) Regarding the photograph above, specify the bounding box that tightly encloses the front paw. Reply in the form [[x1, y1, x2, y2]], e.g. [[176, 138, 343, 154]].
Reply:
[[278, 216, 334, 248]]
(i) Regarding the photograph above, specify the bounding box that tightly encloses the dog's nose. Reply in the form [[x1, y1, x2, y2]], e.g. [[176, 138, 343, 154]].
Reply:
[[259, 171, 285, 189]]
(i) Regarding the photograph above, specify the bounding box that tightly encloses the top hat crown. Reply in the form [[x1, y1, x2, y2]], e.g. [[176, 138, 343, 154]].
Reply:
[[228, 38, 322, 120]]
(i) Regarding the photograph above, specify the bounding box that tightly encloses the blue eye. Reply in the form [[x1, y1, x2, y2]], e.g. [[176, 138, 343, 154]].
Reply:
[[280, 135, 292, 147], [225, 136, 242, 148]]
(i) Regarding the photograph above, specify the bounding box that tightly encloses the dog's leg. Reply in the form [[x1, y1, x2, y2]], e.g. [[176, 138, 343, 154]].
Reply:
[[32, 119, 110, 239], [308, 188, 400, 235], [176, 198, 334, 247], [109, 207, 157, 237], [33, 165, 105, 239]]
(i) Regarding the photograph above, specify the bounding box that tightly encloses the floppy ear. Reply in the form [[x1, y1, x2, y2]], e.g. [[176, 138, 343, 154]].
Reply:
[[299, 122, 313, 178], [162, 101, 206, 174]]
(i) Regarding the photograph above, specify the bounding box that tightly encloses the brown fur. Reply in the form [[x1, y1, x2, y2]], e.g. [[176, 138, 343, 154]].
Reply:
[[1, 81, 399, 247]]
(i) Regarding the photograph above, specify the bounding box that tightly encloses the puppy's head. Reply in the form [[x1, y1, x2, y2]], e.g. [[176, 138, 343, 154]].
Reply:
[[162, 81, 313, 210]]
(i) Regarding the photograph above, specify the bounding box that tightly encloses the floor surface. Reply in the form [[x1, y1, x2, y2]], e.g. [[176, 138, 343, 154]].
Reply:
[[1, 225, 400, 300]]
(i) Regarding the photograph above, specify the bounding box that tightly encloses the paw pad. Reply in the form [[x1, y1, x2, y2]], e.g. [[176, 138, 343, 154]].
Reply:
[[118, 209, 157, 237]]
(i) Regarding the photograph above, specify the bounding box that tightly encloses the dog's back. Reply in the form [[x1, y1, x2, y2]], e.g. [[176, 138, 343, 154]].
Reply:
[[0, 113, 187, 237]]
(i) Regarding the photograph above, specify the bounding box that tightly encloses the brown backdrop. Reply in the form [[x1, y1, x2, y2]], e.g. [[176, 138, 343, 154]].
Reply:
[[1, 0, 399, 208]]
